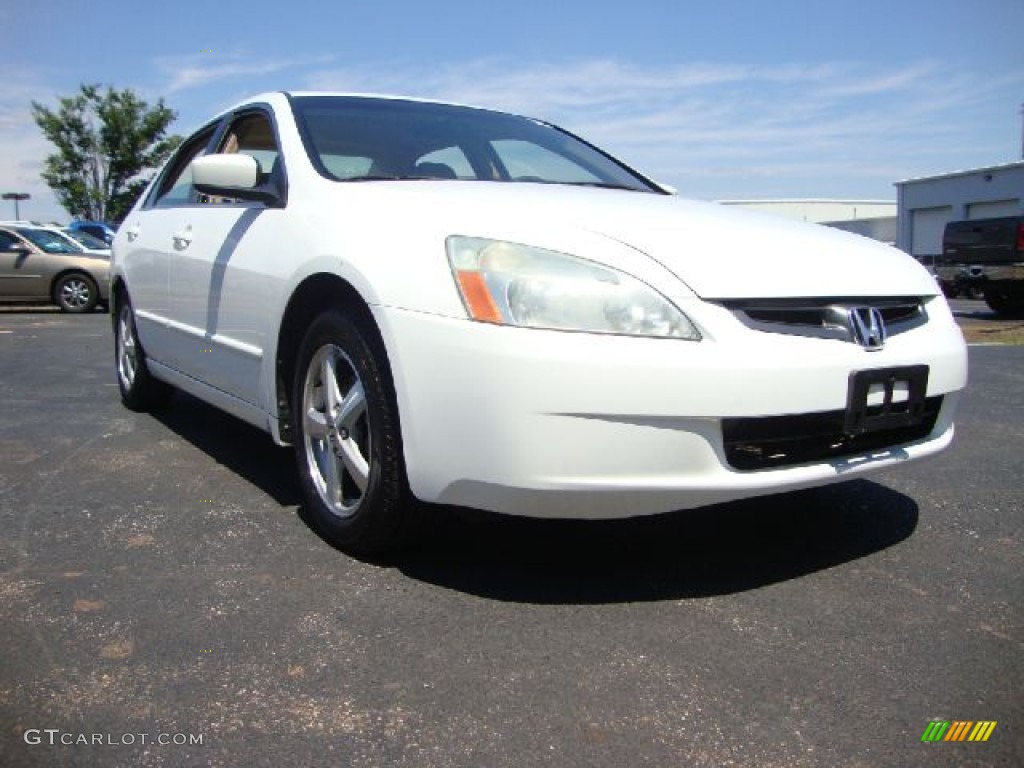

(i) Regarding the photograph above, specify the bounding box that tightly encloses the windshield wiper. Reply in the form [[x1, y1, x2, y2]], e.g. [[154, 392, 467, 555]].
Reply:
[[342, 174, 450, 182], [343, 176, 644, 190], [559, 181, 645, 192]]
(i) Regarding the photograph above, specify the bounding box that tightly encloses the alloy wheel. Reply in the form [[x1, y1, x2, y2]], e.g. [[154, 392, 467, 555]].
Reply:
[[117, 304, 139, 392], [301, 344, 372, 518], [60, 278, 92, 310]]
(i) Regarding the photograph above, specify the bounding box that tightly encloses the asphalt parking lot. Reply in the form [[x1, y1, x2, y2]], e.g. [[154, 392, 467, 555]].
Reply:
[[1, 309, 1021, 767]]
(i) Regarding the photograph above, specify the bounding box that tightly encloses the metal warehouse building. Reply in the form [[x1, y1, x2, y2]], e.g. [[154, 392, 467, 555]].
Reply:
[[895, 161, 1024, 263], [717, 199, 895, 223], [718, 199, 898, 244]]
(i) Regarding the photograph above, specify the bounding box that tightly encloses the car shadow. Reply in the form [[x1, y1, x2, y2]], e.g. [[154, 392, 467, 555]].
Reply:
[[151, 392, 919, 604], [390, 480, 919, 603], [151, 391, 301, 507], [0, 305, 61, 314], [0, 305, 107, 314]]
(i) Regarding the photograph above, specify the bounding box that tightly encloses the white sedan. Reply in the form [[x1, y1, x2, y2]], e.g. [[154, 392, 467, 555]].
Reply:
[[111, 92, 967, 553]]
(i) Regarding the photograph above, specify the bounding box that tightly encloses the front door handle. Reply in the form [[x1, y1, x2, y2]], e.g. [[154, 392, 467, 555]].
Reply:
[[172, 228, 193, 249]]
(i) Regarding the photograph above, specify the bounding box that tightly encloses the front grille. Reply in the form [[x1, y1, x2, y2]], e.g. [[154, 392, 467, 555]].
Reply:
[[722, 396, 943, 471], [720, 297, 927, 341]]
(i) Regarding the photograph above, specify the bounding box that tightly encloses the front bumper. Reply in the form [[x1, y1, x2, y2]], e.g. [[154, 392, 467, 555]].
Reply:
[[373, 298, 967, 519]]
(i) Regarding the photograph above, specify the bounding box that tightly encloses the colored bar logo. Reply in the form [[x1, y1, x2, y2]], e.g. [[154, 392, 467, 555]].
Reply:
[[921, 721, 997, 742]]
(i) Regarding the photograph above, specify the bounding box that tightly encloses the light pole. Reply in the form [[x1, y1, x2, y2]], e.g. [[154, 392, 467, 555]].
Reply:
[[2, 192, 30, 220]]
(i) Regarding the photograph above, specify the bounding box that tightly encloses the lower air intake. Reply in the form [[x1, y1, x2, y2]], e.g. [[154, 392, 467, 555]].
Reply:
[[722, 396, 943, 471]]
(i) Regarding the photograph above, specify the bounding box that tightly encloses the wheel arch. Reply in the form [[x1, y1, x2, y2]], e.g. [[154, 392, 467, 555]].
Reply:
[[110, 275, 127, 303], [109, 276, 127, 328], [275, 273, 393, 443]]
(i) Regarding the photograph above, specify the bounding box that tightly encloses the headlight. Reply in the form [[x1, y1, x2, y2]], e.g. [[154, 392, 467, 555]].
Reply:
[[446, 236, 700, 340]]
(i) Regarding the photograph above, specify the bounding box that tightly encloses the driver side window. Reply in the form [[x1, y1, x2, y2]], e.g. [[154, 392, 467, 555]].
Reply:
[[201, 111, 281, 204], [152, 124, 217, 207], [217, 112, 279, 175]]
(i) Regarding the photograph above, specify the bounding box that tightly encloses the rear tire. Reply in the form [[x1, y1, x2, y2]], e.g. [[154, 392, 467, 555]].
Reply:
[[291, 310, 409, 554], [115, 296, 173, 411], [55, 272, 99, 313], [984, 290, 1024, 317]]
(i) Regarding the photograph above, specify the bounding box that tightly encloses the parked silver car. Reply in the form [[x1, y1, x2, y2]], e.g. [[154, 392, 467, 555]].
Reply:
[[0, 225, 110, 312]]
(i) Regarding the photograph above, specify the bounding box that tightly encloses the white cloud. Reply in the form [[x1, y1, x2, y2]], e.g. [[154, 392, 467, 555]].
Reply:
[[814, 62, 938, 98], [0, 74, 68, 221], [157, 54, 297, 95], [154, 51, 335, 96]]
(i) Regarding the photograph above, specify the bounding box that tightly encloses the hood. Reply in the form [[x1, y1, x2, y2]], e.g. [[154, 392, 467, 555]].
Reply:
[[374, 182, 936, 300], [591, 197, 933, 300]]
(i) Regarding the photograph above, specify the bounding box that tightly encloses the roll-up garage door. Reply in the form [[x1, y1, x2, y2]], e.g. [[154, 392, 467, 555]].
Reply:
[[967, 199, 1020, 219], [910, 206, 954, 258]]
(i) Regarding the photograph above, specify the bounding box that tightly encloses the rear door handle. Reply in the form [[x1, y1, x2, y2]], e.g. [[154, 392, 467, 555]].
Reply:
[[124, 224, 141, 242]]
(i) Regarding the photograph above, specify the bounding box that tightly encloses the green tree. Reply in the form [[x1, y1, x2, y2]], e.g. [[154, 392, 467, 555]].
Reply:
[[31, 84, 182, 223]]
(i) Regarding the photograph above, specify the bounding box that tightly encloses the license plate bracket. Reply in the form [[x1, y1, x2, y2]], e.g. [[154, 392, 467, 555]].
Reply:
[[844, 365, 929, 436]]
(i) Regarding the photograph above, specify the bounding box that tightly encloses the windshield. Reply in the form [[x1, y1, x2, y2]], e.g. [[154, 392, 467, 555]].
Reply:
[[16, 228, 83, 254], [64, 229, 109, 250], [291, 96, 660, 193]]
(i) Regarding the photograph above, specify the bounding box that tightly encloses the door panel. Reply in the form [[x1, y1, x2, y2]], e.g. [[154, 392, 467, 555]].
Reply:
[[117, 213, 172, 355], [0, 230, 50, 299], [0, 249, 47, 299], [164, 204, 272, 405]]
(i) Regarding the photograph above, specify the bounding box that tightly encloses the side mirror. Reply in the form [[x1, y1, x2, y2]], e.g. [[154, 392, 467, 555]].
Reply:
[[8, 243, 31, 255], [192, 154, 282, 206]]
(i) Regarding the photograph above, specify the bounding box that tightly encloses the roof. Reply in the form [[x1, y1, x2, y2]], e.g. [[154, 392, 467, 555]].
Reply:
[[717, 199, 894, 206], [895, 160, 1024, 186], [233, 91, 492, 115]]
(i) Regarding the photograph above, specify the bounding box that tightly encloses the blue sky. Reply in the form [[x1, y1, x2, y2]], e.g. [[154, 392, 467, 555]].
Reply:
[[2, 0, 1022, 222]]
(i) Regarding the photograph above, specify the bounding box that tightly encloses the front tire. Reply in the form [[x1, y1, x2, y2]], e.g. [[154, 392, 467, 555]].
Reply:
[[115, 296, 173, 411], [291, 311, 409, 554], [55, 272, 99, 313]]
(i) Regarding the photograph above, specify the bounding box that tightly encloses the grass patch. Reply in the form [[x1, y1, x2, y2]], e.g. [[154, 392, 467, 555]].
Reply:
[[960, 323, 1024, 345]]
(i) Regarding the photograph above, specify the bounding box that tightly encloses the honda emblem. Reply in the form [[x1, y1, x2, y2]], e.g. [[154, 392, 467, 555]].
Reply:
[[848, 307, 887, 350]]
